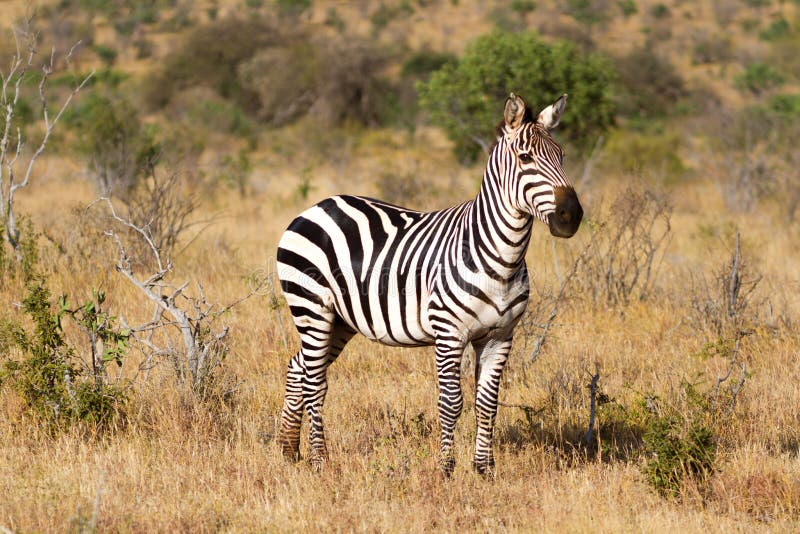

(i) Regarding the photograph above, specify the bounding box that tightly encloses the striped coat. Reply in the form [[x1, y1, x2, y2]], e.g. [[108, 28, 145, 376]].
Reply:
[[276, 93, 582, 475]]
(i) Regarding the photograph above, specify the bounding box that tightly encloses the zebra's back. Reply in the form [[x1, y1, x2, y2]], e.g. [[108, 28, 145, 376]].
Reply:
[[277, 194, 468, 346]]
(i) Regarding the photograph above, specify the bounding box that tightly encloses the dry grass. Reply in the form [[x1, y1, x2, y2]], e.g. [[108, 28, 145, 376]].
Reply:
[[1, 143, 799, 531], [2, 1, 800, 531]]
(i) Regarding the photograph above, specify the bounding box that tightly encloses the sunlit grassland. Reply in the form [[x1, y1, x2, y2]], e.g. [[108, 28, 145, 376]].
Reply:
[[1, 136, 799, 530]]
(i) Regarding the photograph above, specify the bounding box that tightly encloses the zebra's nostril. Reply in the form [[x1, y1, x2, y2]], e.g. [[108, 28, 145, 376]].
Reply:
[[559, 208, 571, 223]]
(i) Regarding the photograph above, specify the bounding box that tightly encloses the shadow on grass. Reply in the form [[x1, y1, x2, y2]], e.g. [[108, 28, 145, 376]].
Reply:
[[496, 404, 646, 466]]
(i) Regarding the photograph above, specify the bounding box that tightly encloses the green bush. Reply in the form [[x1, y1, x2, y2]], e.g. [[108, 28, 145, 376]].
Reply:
[[401, 50, 457, 79], [417, 31, 616, 162], [510, 0, 536, 14], [0, 280, 129, 431], [650, 3, 670, 18], [143, 16, 280, 111], [614, 46, 687, 119], [734, 62, 785, 94], [617, 0, 637, 17], [641, 383, 717, 498], [768, 93, 800, 117], [276, 0, 312, 18], [66, 92, 158, 197], [185, 96, 256, 140], [397, 50, 457, 129], [691, 34, 733, 65], [566, 0, 611, 26], [643, 409, 715, 497], [91, 44, 117, 66], [603, 129, 686, 177], [759, 17, 790, 41], [238, 35, 397, 128]]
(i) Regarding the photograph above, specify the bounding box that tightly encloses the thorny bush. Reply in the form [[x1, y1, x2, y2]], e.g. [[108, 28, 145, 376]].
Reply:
[[572, 187, 672, 308]]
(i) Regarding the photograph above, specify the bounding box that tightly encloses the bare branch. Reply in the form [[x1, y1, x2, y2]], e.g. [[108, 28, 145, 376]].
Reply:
[[584, 367, 600, 451], [1, 21, 93, 253]]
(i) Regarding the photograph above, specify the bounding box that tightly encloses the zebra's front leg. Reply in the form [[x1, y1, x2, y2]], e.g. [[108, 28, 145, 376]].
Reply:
[[434, 340, 466, 476], [472, 338, 512, 476]]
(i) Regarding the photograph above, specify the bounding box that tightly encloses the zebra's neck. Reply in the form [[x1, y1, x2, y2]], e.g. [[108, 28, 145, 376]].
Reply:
[[461, 148, 533, 280]]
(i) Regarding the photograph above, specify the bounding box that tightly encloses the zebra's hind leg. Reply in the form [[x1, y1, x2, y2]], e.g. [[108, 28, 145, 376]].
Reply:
[[434, 338, 466, 476], [472, 338, 512, 476], [279, 350, 305, 462], [278, 303, 339, 466], [304, 322, 355, 470]]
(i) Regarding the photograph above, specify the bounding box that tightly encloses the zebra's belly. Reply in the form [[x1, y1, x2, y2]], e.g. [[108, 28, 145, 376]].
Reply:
[[462, 296, 529, 340], [332, 276, 436, 347]]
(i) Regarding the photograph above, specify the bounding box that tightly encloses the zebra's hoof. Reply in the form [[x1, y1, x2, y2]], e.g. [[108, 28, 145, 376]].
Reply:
[[472, 459, 496, 479], [439, 456, 456, 477], [280, 442, 301, 463], [309, 456, 328, 472]]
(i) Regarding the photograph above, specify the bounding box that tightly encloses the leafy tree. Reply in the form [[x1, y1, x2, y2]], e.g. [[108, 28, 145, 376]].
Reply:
[[66, 92, 158, 198], [417, 31, 616, 162], [614, 45, 687, 120]]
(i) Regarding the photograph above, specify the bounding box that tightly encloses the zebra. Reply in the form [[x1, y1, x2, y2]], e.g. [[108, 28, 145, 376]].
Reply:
[[275, 93, 583, 475]]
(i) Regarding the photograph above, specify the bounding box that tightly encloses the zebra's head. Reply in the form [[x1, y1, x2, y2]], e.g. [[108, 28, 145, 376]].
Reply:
[[499, 93, 583, 238]]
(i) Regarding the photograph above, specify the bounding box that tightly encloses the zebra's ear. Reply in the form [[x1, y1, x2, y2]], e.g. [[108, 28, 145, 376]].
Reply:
[[537, 93, 568, 131], [503, 93, 528, 130]]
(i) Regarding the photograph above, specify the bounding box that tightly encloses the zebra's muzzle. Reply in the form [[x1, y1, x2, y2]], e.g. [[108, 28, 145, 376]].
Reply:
[[548, 187, 583, 238]]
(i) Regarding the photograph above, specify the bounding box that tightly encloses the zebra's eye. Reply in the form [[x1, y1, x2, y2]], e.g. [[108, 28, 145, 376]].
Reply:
[[519, 153, 533, 163]]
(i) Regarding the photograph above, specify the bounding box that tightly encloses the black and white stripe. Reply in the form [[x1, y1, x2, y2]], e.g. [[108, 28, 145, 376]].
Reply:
[[276, 93, 583, 475]]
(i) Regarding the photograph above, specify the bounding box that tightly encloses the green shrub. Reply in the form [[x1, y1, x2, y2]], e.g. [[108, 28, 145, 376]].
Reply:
[[614, 46, 687, 119], [603, 129, 686, 177], [402, 51, 457, 79], [185, 96, 256, 140], [65, 92, 158, 197], [691, 34, 733, 65], [143, 16, 280, 111], [566, 0, 611, 26], [218, 149, 252, 197], [417, 30, 616, 162], [768, 93, 800, 117], [238, 35, 397, 127], [397, 50, 457, 128], [641, 382, 717, 498], [276, 0, 312, 18], [0, 280, 129, 431], [510, 0, 536, 14], [650, 3, 670, 18], [643, 409, 715, 497], [617, 0, 637, 17], [758, 17, 790, 41], [91, 44, 117, 66], [734, 62, 785, 94]]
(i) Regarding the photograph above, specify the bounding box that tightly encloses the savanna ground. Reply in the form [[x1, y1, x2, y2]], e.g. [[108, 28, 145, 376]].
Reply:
[[1, 0, 800, 531]]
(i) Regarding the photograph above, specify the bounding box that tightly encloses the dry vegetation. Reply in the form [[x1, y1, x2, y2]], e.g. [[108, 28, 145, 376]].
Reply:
[[1, 0, 800, 532]]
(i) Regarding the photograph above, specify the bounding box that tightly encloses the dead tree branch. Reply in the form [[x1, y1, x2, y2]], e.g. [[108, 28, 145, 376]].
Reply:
[[0, 21, 93, 253], [584, 367, 600, 452], [93, 196, 264, 392]]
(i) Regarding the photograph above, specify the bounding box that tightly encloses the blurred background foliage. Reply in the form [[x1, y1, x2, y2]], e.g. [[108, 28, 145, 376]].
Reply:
[[6, 0, 790, 212]]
